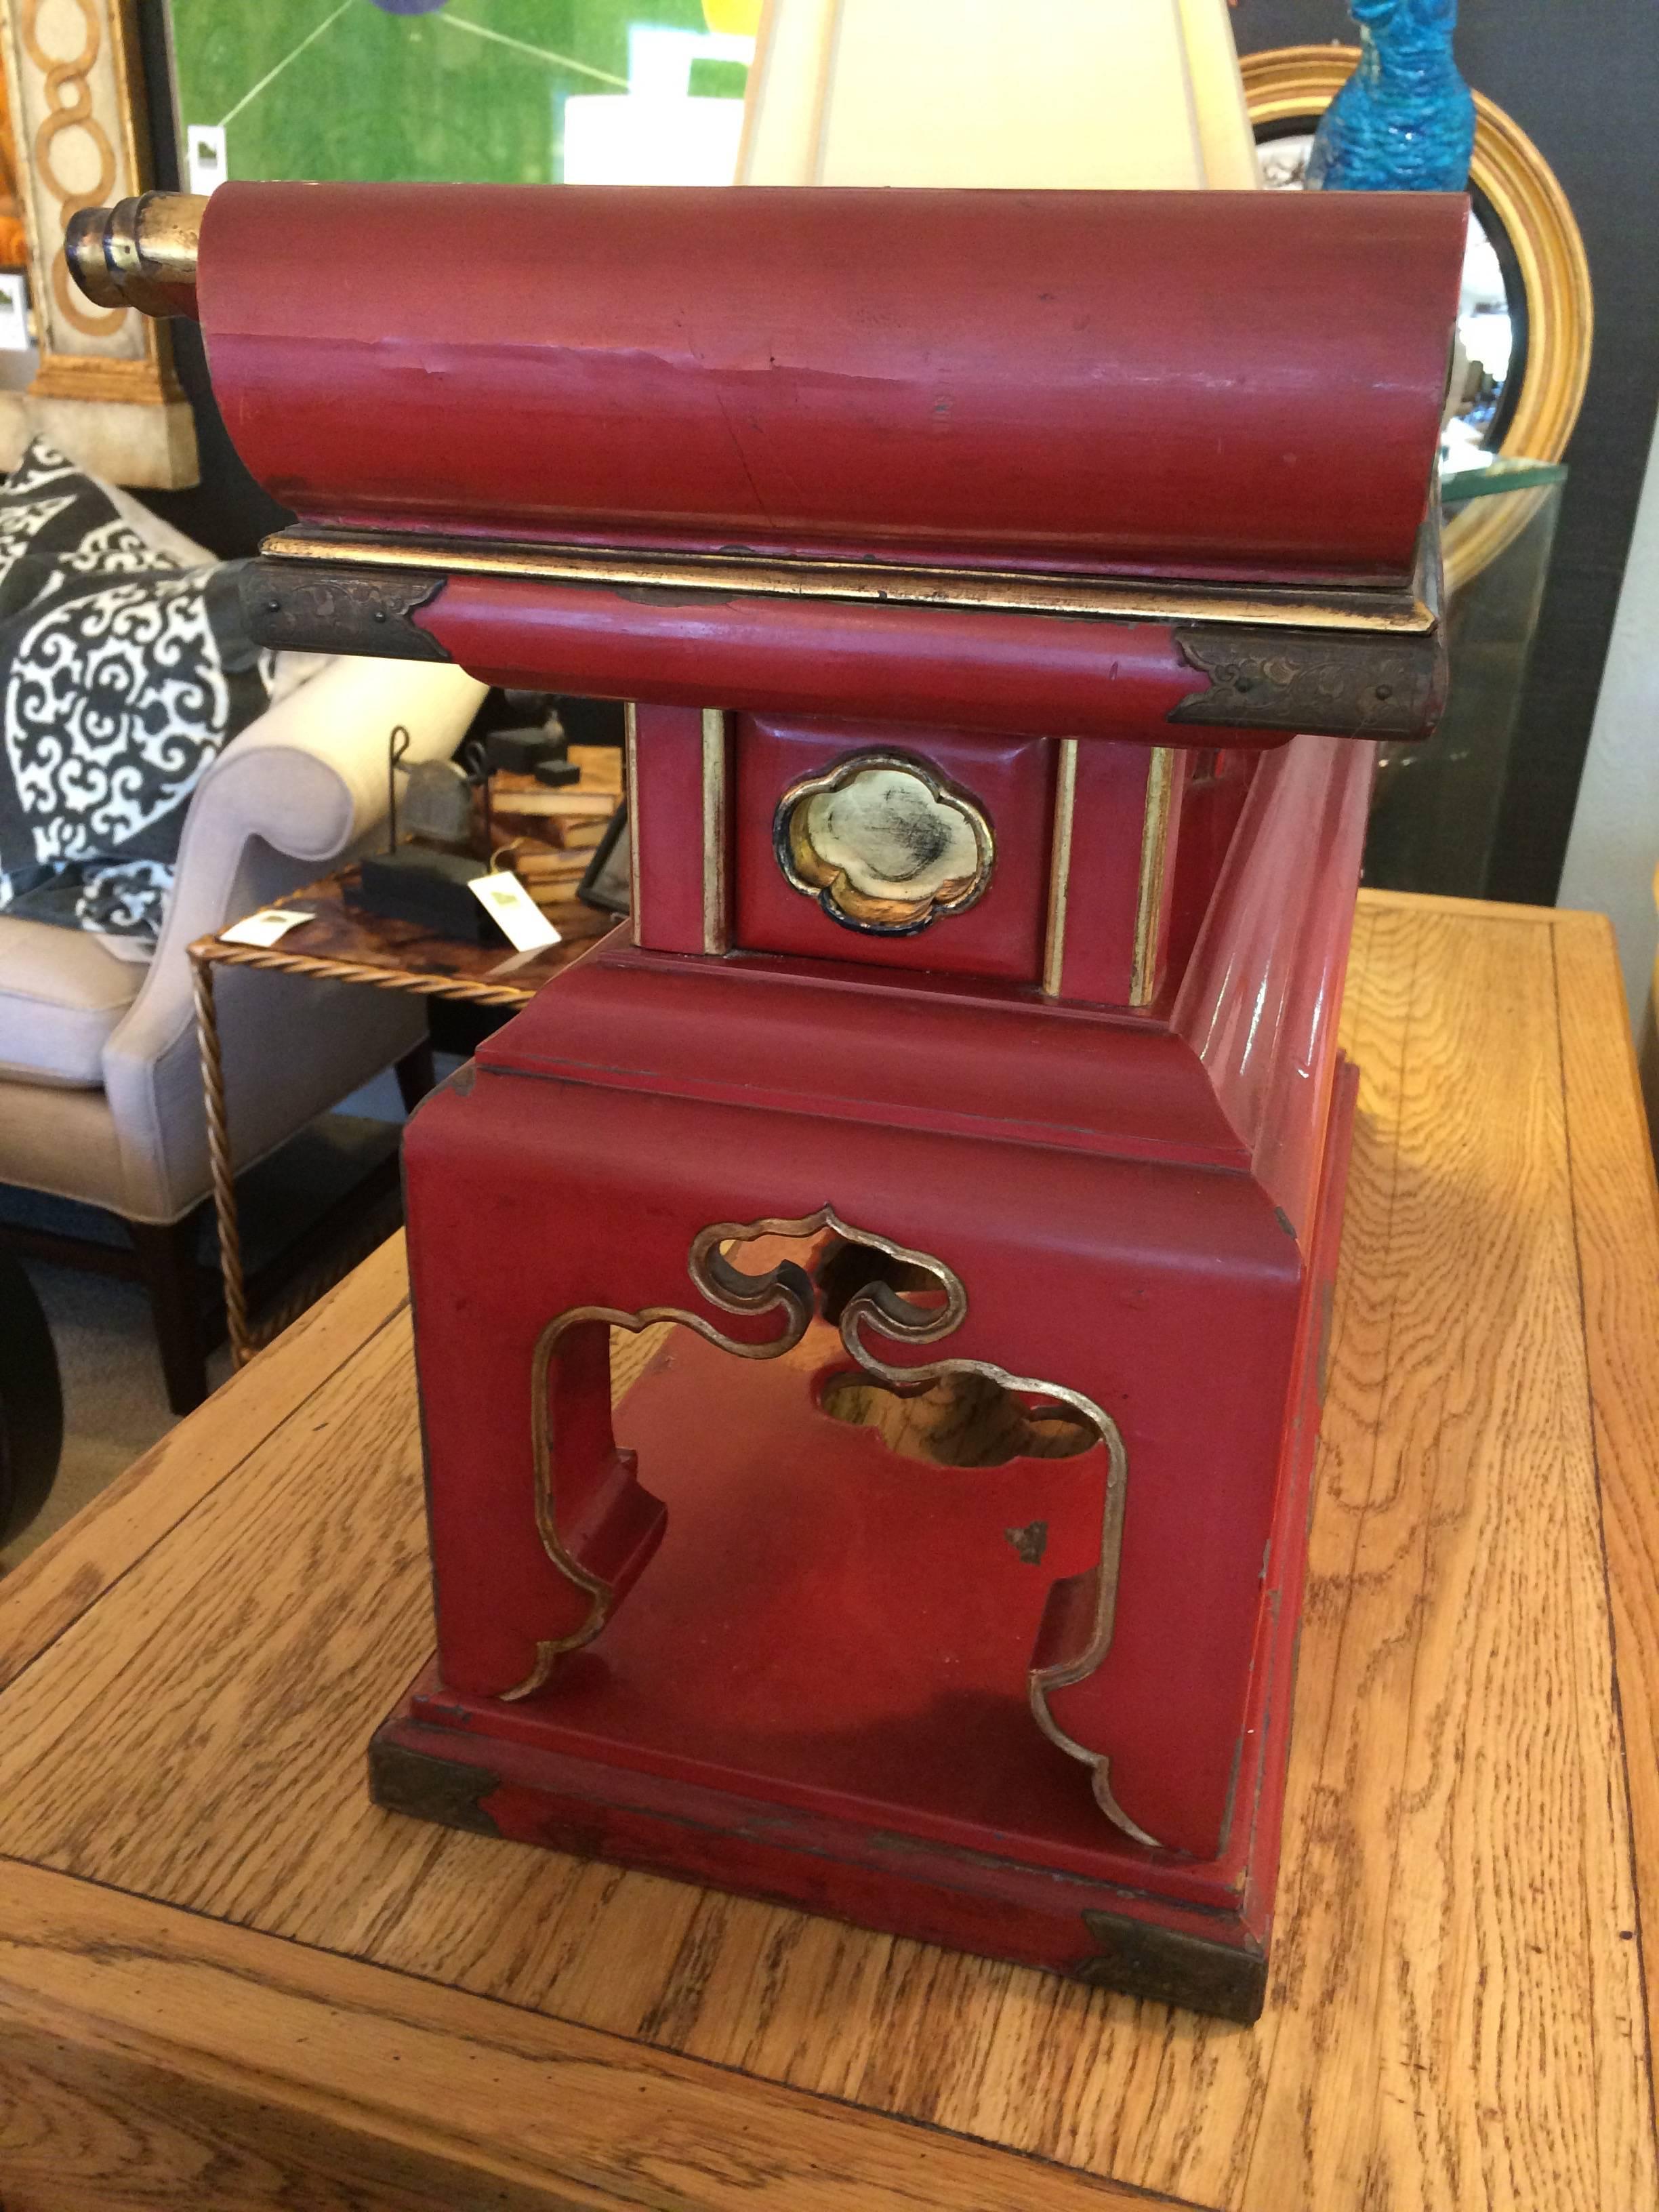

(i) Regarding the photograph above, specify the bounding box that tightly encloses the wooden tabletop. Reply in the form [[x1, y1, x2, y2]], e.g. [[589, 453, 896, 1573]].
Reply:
[[2, 889, 1657, 2212]]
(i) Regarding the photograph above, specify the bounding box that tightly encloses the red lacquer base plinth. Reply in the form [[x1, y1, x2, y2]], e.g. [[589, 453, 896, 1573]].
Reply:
[[371, 1059, 1356, 2021]]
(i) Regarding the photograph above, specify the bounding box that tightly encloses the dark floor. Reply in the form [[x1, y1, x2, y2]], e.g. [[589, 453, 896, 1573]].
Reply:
[[0, 1070, 417, 1570]]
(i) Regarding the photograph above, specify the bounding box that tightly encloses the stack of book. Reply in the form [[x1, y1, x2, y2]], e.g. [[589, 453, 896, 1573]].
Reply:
[[491, 746, 622, 931]]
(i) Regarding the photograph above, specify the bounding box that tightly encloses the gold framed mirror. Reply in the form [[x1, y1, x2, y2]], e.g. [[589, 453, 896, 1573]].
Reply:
[[1241, 47, 1593, 593]]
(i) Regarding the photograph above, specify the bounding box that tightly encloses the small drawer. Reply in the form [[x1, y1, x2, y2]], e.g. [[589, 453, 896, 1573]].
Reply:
[[732, 715, 1055, 983]]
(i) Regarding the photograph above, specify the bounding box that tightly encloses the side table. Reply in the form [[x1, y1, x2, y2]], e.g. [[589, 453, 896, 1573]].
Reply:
[[190, 869, 611, 1368]]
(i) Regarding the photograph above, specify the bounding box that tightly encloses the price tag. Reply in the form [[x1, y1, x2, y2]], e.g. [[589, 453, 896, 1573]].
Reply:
[[467, 871, 562, 952], [220, 908, 314, 948]]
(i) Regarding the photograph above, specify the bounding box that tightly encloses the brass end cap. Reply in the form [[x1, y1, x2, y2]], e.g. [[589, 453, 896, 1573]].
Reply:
[[66, 192, 207, 320]]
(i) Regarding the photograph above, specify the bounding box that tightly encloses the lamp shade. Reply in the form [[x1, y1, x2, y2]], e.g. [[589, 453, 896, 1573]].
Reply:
[[738, 0, 1258, 190]]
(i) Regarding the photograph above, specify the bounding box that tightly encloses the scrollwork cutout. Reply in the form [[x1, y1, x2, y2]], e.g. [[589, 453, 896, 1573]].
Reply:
[[512, 1208, 1163, 1849]]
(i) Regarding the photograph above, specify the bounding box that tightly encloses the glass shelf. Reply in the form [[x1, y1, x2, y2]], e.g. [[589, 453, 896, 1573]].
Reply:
[[1363, 460, 1567, 899]]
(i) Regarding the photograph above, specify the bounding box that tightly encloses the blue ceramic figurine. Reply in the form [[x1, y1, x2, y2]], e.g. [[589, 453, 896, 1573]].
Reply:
[[1307, 0, 1475, 193]]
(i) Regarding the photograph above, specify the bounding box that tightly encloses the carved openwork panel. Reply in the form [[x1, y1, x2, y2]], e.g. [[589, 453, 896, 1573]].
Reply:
[[515, 1208, 1161, 1849]]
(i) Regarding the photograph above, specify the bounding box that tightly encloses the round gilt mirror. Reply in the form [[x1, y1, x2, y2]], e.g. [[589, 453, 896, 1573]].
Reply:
[[1241, 47, 1593, 593]]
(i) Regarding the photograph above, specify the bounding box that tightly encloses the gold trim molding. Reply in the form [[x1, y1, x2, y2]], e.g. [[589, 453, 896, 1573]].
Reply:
[[700, 708, 729, 954], [1241, 45, 1592, 593], [1130, 748, 1175, 1008], [1042, 743, 1173, 1010], [25, 348, 174, 403], [264, 525, 1438, 637], [1041, 738, 1078, 1000], [623, 701, 642, 949]]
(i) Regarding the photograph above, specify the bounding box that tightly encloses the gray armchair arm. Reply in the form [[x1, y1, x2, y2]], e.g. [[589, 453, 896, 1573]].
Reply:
[[102, 655, 486, 1222]]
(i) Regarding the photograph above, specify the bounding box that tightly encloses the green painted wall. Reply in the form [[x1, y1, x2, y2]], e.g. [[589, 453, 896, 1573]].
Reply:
[[168, 0, 728, 186]]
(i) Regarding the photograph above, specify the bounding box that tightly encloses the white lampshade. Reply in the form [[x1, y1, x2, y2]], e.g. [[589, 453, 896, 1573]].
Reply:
[[737, 0, 1258, 190]]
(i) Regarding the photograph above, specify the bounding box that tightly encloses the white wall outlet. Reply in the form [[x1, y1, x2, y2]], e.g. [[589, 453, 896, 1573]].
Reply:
[[0, 272, 30, 352], [186, 124, 227, 195]]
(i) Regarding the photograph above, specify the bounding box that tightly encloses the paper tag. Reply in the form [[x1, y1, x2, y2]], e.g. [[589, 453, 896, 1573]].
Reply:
[[220, 908, 313, 948], [0, 272, 30, 354], [186, 123, 227, 196], [468, 871, 562, 952]]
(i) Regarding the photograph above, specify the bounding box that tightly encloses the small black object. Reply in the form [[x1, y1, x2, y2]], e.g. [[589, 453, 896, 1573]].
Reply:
[[459, 687, 558, 745], [533, 756, 582, 789], [349, 850, 508, 945], [494, 689, 558, 731], [485, 727, 563, 777], [550, 695, 626, 748]]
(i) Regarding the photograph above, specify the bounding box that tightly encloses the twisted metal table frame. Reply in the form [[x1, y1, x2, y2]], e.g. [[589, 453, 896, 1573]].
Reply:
[[188, 931, 549, 1370]]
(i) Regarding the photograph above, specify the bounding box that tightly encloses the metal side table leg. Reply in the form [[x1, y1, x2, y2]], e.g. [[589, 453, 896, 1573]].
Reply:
[[191, 949, 253, 1370]]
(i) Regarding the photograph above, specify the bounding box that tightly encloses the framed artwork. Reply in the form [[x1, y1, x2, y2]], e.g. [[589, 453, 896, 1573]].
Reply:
[[163, 1, 756, 192], [0, 64, 26, 266], [0, 0, 196, 486]]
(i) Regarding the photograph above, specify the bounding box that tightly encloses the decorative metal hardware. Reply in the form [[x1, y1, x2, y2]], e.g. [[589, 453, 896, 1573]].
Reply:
[[1170, 626, 1445, 739], [367, 1738, 501, 1837], [774, 752, 995, 935], [1075, 1908, 1267, 2022], [66, 192, 205, 319], [239, 562, 452, 661]]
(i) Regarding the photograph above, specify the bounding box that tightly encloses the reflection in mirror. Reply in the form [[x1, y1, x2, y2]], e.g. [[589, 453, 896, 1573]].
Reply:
[[1257, 129, 1514, 466]]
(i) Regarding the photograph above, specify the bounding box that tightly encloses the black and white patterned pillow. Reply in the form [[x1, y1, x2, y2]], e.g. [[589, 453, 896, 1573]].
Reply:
[[0, 438, 272, 940]]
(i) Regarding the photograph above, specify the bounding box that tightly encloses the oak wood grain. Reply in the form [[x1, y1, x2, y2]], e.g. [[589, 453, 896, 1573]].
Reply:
[[0, 897, 1654, 2212], [0, 1240, 409, 1694], [1, 2019, 556, 2212], [1354, 886, 1559, 927], [1243, 901, 1650, 2209], [0, 1859, 1165, 2212], [1552, 910, 1659, 2089]]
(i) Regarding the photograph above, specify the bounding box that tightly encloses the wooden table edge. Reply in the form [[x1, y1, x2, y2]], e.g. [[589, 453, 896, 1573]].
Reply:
[[1357, 895, 1659, 2083], [1353, 886, 1569, 926], [1547, 908, 1659, 2095], [0, 1856, 1187, 2212]]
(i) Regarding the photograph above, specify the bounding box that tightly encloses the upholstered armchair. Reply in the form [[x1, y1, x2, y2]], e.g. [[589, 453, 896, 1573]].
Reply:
[[0, 651, 486, 1410]]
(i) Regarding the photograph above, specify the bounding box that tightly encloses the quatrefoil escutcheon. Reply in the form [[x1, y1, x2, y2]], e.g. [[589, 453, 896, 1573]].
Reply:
[[773, 751, 995, 935]]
